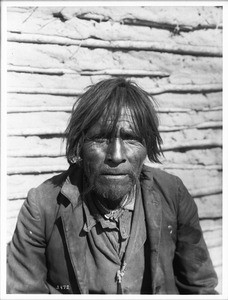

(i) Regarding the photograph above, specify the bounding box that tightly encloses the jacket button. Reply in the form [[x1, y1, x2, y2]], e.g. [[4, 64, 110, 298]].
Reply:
[[168, 225, 173, 234]]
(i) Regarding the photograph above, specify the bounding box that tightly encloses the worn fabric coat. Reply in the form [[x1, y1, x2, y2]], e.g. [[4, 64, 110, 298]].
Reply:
[[7, 165, 218, 294]]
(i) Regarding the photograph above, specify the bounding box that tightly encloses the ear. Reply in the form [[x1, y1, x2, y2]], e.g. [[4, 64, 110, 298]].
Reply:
[[69, 155, 82, 165], [76, 135, 85, 160]]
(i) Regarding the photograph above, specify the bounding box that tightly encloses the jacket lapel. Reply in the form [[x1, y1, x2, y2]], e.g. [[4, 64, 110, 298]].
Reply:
[[58, 171, 89, 294], [141, 169, 163, 293]]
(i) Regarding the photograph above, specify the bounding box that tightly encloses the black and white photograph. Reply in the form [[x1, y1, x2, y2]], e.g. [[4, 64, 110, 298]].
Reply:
[[1, 1, 227, 298]]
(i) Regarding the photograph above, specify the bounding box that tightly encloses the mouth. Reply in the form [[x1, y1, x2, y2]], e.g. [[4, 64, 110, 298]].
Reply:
[[100, 172, 129, 180], [102, 174, 128, 179]]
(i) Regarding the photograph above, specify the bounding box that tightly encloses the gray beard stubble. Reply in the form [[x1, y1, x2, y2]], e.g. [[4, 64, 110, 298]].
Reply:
[[86, 170, 137, 202]]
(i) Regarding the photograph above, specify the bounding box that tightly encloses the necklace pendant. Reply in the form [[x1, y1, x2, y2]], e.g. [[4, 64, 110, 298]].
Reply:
[[104, 210, 116, 220]]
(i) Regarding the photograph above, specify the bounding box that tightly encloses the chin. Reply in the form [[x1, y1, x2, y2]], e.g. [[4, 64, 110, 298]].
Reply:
[[94, 181, 133, 201]]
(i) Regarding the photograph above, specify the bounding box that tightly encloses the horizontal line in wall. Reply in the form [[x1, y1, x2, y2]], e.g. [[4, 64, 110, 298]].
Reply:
[[7, 164, 68, 175], [7, 185, 222, 201], [163, 143, 222, 151], [8, 193, 28, 201], [7, 151, 65, 157], [7, 83, 222, 96], [7, 106, 222, 114], [8, 87, 82, 96], [7, 164, 222, 175], [8, 32, 222, 57], [7, 138, 222, 157], [122, 18, 223, 32], [7, 66, 170, 77], [7, 106, 74, 113], [189, 185, 222, 198], [162, 138, 222, 151], [7, 122, 222, 136], [153, 164, 222, 171], [160, 122, 222, 132], [77, 14, 223, 32], [200, 219, 222, 233], [196, 121, 222, 129]]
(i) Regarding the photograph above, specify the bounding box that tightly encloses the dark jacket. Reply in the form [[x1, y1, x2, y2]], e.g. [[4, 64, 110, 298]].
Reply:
[[7, 165, 218, 294]]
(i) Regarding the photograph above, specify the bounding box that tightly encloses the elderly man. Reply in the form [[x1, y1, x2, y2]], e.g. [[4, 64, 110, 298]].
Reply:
[[7, 78, 218, 294]]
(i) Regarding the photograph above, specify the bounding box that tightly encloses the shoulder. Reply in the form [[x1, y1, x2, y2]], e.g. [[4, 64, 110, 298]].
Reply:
[[142, 164, 196, 217], [142, 164, 188, 210], [28, 171, 67, 202], [27, 165, 78, 212], [142, 164, 182, 188], [27, 164, 83, 211]]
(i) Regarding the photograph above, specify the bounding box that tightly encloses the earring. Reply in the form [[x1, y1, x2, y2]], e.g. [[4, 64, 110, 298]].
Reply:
[[70, 156, 82, 165]]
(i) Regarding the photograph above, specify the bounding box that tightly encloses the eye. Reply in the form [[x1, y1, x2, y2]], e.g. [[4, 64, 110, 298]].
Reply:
[[85, 136, 108, 144], [94, 137, 108, 143], [122, 133, 143, 143]]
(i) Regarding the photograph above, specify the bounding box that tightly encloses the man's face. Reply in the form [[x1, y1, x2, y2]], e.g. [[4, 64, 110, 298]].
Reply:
[[81, 110, 147, 206]]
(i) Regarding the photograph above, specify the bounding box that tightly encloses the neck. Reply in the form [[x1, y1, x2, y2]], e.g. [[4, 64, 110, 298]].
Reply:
[[93, 192, 124, 211], [92, 184, 136, 212]]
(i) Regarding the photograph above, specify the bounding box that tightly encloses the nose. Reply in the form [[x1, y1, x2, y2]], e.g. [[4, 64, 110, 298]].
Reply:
[[106, 138, 127, 166]]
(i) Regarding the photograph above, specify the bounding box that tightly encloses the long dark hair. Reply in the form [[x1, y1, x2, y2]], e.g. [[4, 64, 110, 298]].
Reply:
[[65, 78, 163, 164]]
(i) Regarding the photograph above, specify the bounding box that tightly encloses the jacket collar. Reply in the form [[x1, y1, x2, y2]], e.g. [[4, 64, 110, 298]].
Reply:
[[60, 165, 84, 208]]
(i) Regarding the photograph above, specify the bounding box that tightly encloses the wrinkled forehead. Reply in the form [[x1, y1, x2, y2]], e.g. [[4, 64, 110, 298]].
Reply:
[[86, 107, 136, 136], [102, 107, 134, 124]]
